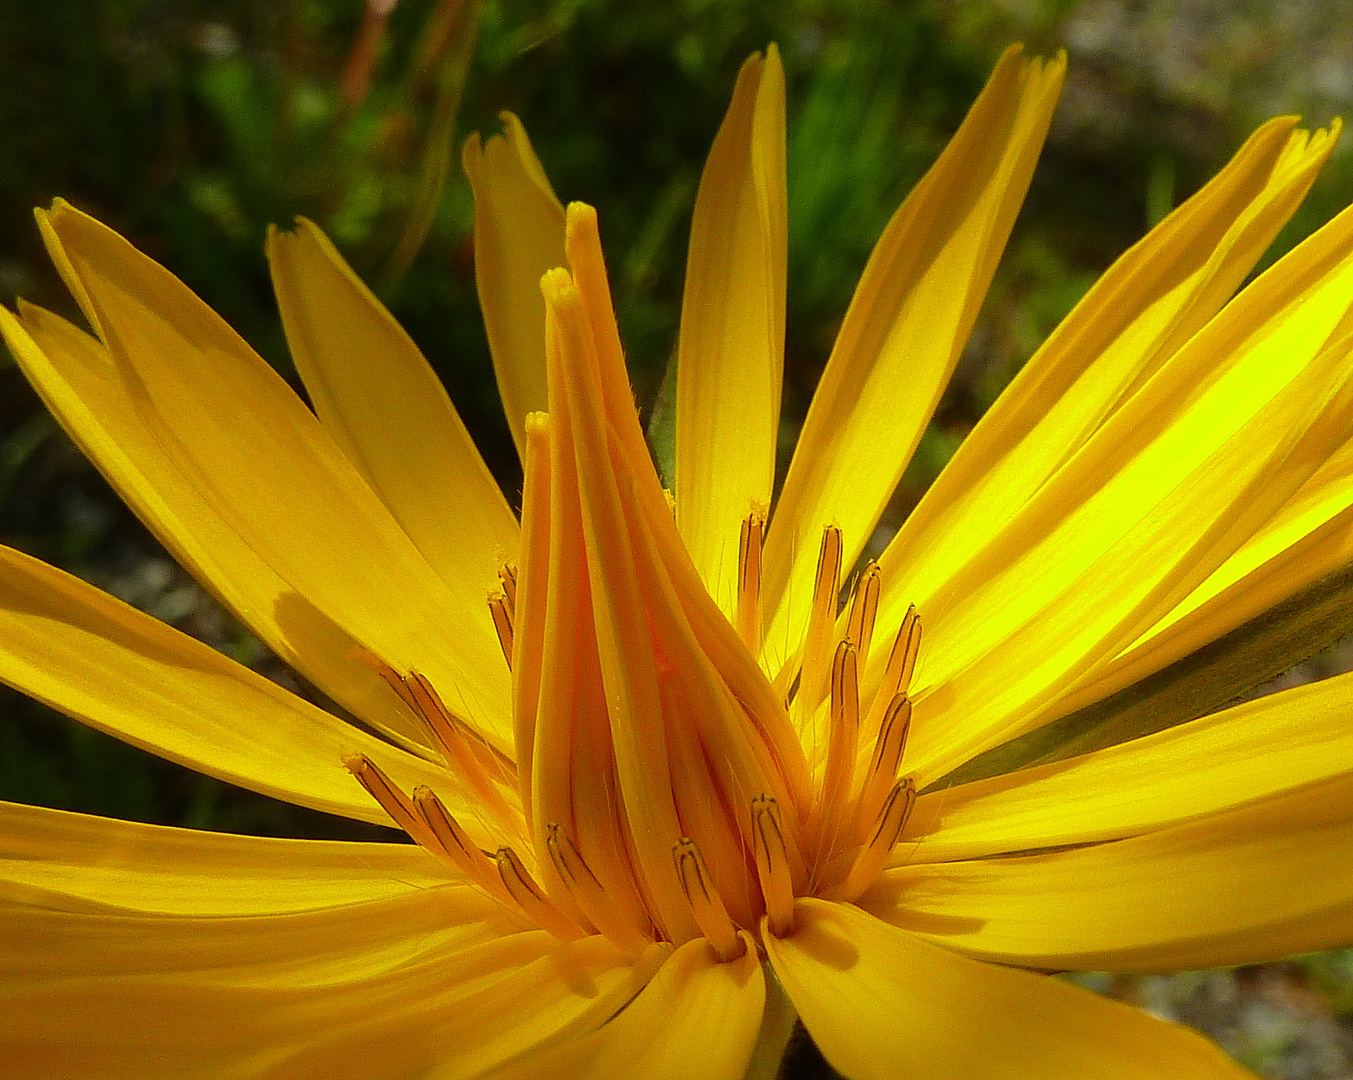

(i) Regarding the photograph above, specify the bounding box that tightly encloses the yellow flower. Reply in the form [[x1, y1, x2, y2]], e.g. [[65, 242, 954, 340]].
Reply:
[[4, 40, 1353, 1079]]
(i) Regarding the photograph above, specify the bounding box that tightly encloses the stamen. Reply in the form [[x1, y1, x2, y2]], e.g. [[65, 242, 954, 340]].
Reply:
[[369, 658, 421, 716], [412, 786, 515, 908], [797, 526, 843, 715], [400, 671, 518, 828], [751, 795, 796, 937], [861, 605, 921, 746], [736, 506, 766, 656], [498, 563, 518, 611], [673, 838, 745, 962], [343, 753, 444, 858], [813, 641, 859, 866], [835, 778, 917, 901], [496, 847, 585, 941], [548, 823, 652, 955], [844, 562, 881, 667], [488, 587, 514, 669], [512, 412, 553, 831], [853, 694, 911, 844]]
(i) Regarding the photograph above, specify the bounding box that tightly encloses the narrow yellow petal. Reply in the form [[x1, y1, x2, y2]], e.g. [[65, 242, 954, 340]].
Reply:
[[675, 46, 786, 615], [1047, 435, 1353, 723], [17, 206, 512, 751], [870, 771, 1353, 973], [464, 114, 567, 458], [0, 801, 453, 915], [0, 542, 502, 837], [907, 668, 1353, 862], [876, 117, 1339, 645], [903, 202, 1353, 781], [762, 47, 1066, 670], [267, 219, 519, 600], [487, 936, 764, 1080], [0, 901, 647, 1080], [542, 268, 695, 943], [766, 899, 1250, 1079], [1, 887, 508, 982]]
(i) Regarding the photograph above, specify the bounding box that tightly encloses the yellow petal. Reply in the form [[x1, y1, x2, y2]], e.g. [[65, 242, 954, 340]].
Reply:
[[0, 895, 647, 1080], [902, 203, 1353, 781], [0, 800, 450, 915], [869, 771, 1353, 973], [675, 47, 786, 614], [267, 218, 519, 600], [464, 114, 567, 458], [17, 205, 512, 751], [1, 886, 508, 981], [541, 269, 695, 942], [0, 542, 501, 837], [761, 47, 1065, 669], [765, 898, 1248, 1080], [1047, 435, 1353, 725], [486, 935, 765, 1080], [907, 668, 1353, 862], [877, 117, 1339, 648]]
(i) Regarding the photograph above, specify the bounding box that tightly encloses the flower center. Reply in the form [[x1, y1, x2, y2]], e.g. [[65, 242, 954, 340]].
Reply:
[[345, 203, 921, 960]]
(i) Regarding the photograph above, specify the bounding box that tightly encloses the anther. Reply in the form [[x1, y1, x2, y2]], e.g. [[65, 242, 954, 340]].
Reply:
[[845, 562, 881, 666], [854, 694, 912, 844], [399, 671, 518, 827], [813, 641, 859, 866], [413, 786, 514, 908], [797, 525, 843, 714], [673, 838, 744, 962], [496, 847, 585, 941], [737, 506, 766, 657], [835, 778, 917, 901], [861, 605, 921, 746], [751, 795, 796, 937], [548, 824, 652, 955], [488, 588, 514, 669], [497, 563, 518, 611], [343, 753, 444, 858], [368, 657, 421, 716]]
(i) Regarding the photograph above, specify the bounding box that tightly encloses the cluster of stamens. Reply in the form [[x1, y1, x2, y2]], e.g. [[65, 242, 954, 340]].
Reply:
[[345, 515, 920, 961], [343, 204, 918, 963]]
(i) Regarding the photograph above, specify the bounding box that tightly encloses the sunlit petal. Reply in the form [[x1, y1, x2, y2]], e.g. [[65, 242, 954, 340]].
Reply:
[[268, 218, 519, 598], [0, 543, 501, 835], [17, 206, 513, 750], [486, 935, 764, 1080], [766, 899, 1247, 1079], [869, 772, 1353, 973], [0, 800, 448, 915], [904, 201, 1353, 780], [763, 47, 1065, 669], [0, 899, 648, 1080], [675, 47, 786, 614], [875, 117, 1340, 655], [464, 114, 567, 458], [906, 669, 1353, 861]]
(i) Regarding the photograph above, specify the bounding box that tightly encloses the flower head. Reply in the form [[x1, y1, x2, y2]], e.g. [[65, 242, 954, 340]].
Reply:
[[3, 41, 1353, 1080]]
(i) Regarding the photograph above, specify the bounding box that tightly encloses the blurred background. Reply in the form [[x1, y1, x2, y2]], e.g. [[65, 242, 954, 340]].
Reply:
[[2, 0, 1353, 1075]]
